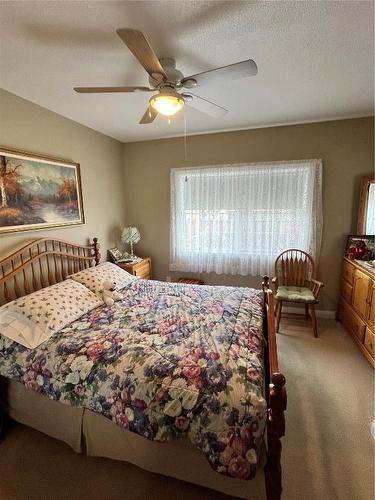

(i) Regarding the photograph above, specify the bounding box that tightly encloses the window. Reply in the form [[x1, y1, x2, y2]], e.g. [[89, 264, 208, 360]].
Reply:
[[170, 160, 323, 276]]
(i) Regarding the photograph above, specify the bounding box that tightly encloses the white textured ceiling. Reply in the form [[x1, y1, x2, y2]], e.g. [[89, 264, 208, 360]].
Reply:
[[0, 1, 373, 142]]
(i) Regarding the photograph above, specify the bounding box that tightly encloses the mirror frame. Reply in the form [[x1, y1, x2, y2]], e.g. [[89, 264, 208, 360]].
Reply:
[[357, 174, 375, 234]]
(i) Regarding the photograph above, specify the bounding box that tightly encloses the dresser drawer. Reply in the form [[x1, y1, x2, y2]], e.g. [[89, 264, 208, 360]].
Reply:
[[340, 299, 366, 342], [352, 269, 372, 320], [367, 282, 375, 331], [342, 259, 355, 285], [341, 279, 353, 304], [364, 327, 375, 359]]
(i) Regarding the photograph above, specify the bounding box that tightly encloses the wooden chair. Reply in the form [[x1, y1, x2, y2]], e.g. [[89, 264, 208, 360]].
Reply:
[[272, 249, 324, 337]]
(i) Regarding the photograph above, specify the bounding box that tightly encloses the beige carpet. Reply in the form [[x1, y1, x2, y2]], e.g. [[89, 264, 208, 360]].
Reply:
[[0, 318, 373, 500], [278, 317, 374, 500]]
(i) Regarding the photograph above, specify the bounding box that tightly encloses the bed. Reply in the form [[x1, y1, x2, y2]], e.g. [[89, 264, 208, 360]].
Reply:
[[0, 238, 286, 500]]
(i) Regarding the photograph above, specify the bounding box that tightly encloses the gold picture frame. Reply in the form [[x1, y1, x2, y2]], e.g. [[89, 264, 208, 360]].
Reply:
[[0, 147, 85, 234]]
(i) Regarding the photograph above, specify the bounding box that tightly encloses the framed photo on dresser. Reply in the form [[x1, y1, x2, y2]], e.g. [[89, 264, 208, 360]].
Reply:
[[0, 147, 84, 234], [108, 247, 123, 263], [345, 234, 375, 260]]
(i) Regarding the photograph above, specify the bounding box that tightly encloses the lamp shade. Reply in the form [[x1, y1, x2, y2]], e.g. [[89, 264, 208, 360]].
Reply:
[[150, 94, 184, 116], [149, 88, 185, 117], [121, 226, 140, 245]]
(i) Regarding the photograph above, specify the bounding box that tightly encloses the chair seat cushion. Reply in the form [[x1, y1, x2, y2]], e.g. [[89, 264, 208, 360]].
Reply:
[[275, 285, 316, 303]]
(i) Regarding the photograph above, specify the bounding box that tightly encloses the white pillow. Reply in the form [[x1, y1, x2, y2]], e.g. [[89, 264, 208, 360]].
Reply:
[[69, 261, 136, 294], [0, 279, 103, 349]]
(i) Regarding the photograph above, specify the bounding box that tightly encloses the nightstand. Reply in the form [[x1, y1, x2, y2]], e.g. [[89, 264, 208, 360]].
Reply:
[[117, 257, 152, 280]]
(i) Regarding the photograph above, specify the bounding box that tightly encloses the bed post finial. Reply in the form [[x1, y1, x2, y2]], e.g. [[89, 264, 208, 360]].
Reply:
[[92, 238, 101, 266], [262, 275, 270, 291]]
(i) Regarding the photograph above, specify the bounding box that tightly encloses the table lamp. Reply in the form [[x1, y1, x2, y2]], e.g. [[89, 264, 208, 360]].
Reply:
[[121, 226, 141, 258]]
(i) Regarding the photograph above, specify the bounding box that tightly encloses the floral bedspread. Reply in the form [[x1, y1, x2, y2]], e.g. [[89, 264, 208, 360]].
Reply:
[[0, 279, 267, 480]]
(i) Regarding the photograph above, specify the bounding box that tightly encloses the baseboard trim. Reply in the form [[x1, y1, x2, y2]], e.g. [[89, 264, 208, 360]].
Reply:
[[283, 306, 336, 319]]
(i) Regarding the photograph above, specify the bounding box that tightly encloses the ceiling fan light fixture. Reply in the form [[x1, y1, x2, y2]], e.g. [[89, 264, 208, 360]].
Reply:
[[150, 90, 184, 117]]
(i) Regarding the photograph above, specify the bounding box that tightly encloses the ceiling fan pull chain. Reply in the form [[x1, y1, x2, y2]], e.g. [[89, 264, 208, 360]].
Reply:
[[184, 108, 188, 182]]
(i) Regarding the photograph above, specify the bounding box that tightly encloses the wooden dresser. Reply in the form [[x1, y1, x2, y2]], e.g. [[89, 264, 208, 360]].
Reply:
[[338, 258, 374, 366], [117, 257, 152, 280]]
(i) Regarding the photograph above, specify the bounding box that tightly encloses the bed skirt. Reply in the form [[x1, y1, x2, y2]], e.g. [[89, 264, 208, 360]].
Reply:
[[1, 379, 266, 499], [2, 378, 83, 453]]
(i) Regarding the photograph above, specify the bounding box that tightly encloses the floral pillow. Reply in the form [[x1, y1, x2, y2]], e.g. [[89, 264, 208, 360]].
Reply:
[[0, 279, 103, 349], [69, 262, 136, 294]]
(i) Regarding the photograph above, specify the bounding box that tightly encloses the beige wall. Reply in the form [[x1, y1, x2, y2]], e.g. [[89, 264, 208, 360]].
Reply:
[[2, 89, 372, 312], [0, 89, 126, 259], [123, 117, 374, 311]]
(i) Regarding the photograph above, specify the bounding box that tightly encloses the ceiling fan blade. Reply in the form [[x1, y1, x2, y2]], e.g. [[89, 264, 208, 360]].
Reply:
[[116, 28, 167, 81], [139, 106, 158, 124], [185, 93, 228, 118], [181, 59, 257, 88], [74, 86, 153, 93]]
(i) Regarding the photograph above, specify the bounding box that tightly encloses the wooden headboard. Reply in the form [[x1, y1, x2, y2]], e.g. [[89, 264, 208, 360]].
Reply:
[[0, 238, 100, 305]]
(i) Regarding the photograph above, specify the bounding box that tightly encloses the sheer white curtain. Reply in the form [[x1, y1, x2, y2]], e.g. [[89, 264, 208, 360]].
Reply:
[[170, 160, 323, 276]]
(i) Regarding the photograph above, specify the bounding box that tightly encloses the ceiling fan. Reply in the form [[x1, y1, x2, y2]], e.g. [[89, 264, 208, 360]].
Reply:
[[74, 29, 258, 124]]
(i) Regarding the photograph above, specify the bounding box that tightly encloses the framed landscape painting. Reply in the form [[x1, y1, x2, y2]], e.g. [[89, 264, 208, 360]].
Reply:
[[0, 148, 84, 234]]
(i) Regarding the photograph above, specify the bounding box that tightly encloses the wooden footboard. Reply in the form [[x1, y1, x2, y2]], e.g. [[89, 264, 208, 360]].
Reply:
[[262, 276, 287, 500]]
